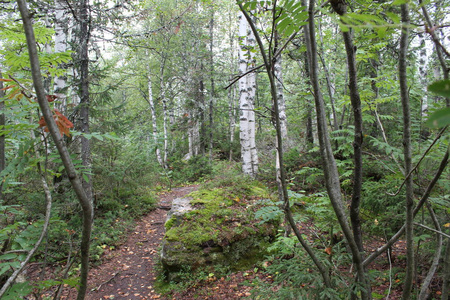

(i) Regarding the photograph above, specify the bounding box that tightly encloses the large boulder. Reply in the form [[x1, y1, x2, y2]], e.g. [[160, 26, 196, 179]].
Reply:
[[160, 184, 279, 281]]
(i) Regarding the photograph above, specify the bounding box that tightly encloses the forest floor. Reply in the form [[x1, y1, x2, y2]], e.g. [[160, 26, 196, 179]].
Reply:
[[30, 185, 437, 299], [59, 185, 265, 300]]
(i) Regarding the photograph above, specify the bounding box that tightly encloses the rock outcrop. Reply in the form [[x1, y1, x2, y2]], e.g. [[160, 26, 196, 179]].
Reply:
[[160, 186, 279, 281]]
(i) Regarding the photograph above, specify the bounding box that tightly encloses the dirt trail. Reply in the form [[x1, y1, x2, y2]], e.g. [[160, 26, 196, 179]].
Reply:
[[81, 185, 198, 300]]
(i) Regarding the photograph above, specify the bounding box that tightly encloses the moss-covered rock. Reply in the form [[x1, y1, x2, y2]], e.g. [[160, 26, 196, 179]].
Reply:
[[160, 181, 278, 281]]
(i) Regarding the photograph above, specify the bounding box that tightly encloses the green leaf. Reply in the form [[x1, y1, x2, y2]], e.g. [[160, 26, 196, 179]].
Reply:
[[392, 0, 408, 5], [428, 80, 450, 98], [425, 107, 450, 129], [0, 253, 18, 260]]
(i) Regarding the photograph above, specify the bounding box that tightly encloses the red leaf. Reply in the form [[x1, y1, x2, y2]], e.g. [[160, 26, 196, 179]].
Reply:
[[0, 85, 14, 91], [0, 78, 13, 82], [38, 109, 74, 137], [46, 94, 58, 102]]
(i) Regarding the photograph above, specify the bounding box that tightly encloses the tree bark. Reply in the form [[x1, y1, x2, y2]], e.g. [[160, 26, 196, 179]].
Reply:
[[145, 59, 163, 167], [208, 9, 215, 161], [238, 10, 258, 177], [306, 0, 370, 298], [17, 2, 93, 299], [399, 4, 414, 299], [339, 21, 364, 254], [0, 70, 5, 199], [76, 0, 94, 220]]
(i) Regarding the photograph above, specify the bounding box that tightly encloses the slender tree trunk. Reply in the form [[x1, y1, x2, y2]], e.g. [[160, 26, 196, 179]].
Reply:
[[54, 0, 68, 92], [199, 72, 206, 156], [273, 34, 288, 143], [145, 61, 163, 167], [307, 0, 370, 298], [158, 60, 168, 168], [331, 3, 364, 253], [238, 10, 258, 177], [76, 0, 93, 217], [162, 98, 168, 167], [442, 237, 450, 300], [229, 82, 237, 161], [318, 18, 339, 132], [0, 70, 5, 199], [238, 1, 331, 289], [399, 4, 415, 299], [54, 0, 69, 115], [418, 203, 442, 300], [208, 10, 215, 161], [17, 2, 93, 299]]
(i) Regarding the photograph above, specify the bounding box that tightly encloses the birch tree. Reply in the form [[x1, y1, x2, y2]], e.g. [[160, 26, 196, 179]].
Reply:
[[145, 56, 164, 167], [238, 10, 258, 177]]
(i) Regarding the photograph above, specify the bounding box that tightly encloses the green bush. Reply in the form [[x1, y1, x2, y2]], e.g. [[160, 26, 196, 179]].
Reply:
[[170, 155, 212, 183]]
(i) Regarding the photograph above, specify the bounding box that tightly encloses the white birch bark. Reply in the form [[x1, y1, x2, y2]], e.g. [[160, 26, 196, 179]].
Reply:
[[238, 11, 258, 177], [274, 54, 288, 142], [146, 61, 163, 167], [418, 33, 429, 116], [54, 0, 68, 95], [160, 64, 168, 168]]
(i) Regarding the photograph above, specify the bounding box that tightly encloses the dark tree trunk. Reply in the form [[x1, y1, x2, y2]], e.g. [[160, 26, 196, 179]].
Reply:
[[77, 0, 93, 208], [341, 28, 364, 253], [0, 70, 5, 199], [17, 2, 93, 300], [399, 4, 414, 299]]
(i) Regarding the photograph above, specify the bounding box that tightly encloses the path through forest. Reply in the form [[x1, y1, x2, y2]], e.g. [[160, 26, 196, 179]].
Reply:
[[62, 185, 259, 300], [82, 185, 198, 300]]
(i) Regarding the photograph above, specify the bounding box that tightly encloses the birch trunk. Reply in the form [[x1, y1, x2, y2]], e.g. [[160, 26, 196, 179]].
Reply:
[[146, 62, 163, 167], [274, 52, 288, 142], [53, 0, 69, 116], [238, 11, 258, 177]]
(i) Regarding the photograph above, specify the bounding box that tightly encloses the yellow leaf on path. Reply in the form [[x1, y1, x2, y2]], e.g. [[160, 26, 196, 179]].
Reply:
[[444, 223, 450, 228]]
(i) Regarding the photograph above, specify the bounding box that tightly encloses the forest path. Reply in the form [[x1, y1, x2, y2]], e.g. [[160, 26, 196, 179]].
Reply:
[[84, 185, 198, 300]]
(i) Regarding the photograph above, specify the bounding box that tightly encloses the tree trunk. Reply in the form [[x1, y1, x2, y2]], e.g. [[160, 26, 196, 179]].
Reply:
[[0, 70, 5, 199], [238, 2, 332, 289], [238, 10, 258, 177], [54, 0, 69, 115], [399, 4, 415, 299], [337, 18, 364, 253], [78, 0, 93, 219], [318, 18, 339, 132], [17, 2, 93, 299], [146, 61, 163, 167], [442, 237, 450, 300], [306, 0, 370, 298], [208, 10, 215, 161]]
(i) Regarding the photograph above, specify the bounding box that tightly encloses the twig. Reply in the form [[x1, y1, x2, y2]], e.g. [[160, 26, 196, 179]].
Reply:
[[90, 271, 121, 292], [386, 241, 393, 300], [418, 204, 443, 300], [414, 222, 450, 239], [388, 126, 447, 196]]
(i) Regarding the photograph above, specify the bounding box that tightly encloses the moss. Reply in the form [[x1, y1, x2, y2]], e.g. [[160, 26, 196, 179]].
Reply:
[[162, 177, 280, 280], [165, 217, 175, 231]]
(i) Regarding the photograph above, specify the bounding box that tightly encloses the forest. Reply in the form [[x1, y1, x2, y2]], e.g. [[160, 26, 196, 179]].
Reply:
[[0, 0, 449, 299]]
